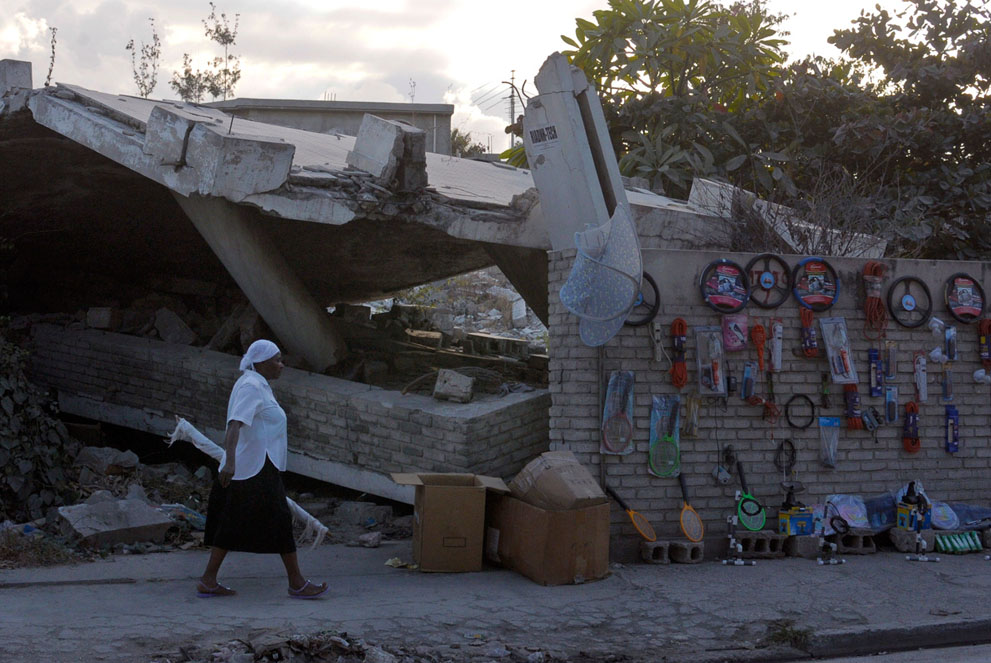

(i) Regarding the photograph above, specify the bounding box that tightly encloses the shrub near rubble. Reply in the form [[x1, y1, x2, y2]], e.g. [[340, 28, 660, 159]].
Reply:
[[0, 328, 80, 523]]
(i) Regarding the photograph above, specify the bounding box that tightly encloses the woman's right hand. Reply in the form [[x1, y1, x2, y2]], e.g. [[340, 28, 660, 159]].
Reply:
[[219, 459, 235, 487]]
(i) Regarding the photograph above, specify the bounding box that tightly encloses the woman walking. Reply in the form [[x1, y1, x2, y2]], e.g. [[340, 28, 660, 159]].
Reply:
[[197, 339, 328, 599]]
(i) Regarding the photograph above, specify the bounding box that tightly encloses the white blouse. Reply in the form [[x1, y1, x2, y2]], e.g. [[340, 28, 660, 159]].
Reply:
[[221, 370, 288, 480]]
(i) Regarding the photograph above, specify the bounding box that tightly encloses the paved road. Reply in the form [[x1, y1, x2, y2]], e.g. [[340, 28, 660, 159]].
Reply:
[[3, 543, 991, 662]]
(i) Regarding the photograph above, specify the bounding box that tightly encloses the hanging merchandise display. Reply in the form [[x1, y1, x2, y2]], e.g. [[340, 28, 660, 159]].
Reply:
[[914, 352, 928, 402], [623, 272, 661, 326], [942, 364, 953, 402], [745, 253, 791, 309], [821, 317, 859, 384], [862, 261, 888, 340], [884, 340, 898, 381], [884, 386, 898, 424], [601, 370, 635, 455], [819, 416, 841, 467], [843, 385, 865, 430], [887, 276, 934, 329], [695, 326, 726, 396], [861, 406, 881, 441], [945, 405, 960, 453], [699, 259, 751, 313], [669, 318, 688, 388], [769, 319, 783, 372], [741, 362, 757, 402], [902, 402, 921, 453], [792, 257, 839, 311], [868, 348, 883, 397], [648, 395, 681, 478], [820, 373, 831, 408], [750, 322, 767, 370], [945, 326, 958, 362], [722, 312, 749, 352], [682, 393, 701, 438], [944, 273, 986, 324], [980, 319, 991, 368], [800, 309, 819, 357]]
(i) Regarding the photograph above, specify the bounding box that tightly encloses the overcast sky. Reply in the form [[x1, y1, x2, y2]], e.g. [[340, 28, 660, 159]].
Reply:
[[2, 0, 902, 152]]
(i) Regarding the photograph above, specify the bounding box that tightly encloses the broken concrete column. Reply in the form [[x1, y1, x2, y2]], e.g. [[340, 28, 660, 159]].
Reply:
[[0, 59, 32, 93], [56, 498, 174, 548], [346, 114, 427, 191], [433, 368, 474, 403], [172, 194, 344, 371]]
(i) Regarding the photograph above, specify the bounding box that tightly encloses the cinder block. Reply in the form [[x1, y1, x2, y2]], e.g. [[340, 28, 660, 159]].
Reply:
[[784, 535, 821, 559], [640, 540, 670, 564], [0, 59, 32, 91], [736, 530, 786, 559], [670, 540, 704, 564], [982, 530, 991, 550], [829, 528, 877, 555]]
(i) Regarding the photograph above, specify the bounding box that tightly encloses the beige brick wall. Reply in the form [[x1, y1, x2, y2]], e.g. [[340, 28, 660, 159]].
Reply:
[[27, 325, 550, 494], [549, 248, 991, 559]]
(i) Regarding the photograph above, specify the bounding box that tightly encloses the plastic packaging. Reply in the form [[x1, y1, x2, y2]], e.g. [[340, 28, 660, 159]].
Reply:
[[819, 416, 841, 467], [769, 319, 783, 372], [820, 317, 858, 384], [695, 326, 726, 396], [722, 313, 748, 352]]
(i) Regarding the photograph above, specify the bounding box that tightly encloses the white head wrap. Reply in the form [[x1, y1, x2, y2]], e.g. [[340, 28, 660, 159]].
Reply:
[[239, 339, 280, 372]]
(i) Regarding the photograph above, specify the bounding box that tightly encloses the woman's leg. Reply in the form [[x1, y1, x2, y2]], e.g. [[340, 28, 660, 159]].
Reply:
[[280, 551, 327, 595], [200, 546, 229, 586]]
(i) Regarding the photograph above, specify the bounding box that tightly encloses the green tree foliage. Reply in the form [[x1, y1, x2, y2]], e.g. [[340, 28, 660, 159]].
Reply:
[[169, 2, 241, 103], [451, 128, 486, 157], [560, 0, 991, 258], [125, 18, 162, 98]]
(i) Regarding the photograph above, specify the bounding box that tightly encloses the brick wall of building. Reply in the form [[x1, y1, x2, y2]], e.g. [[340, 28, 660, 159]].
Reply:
[[27, 325, 550, 499], [549, 249, 991, 560]]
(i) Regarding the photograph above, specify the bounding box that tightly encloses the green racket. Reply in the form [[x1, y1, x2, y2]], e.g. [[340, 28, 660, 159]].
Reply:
[[736, 461, 766, 531], [650, 401, 680, 477]]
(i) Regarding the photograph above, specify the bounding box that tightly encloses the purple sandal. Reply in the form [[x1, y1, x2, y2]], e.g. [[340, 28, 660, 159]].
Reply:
[[288, 579, 328, 599]]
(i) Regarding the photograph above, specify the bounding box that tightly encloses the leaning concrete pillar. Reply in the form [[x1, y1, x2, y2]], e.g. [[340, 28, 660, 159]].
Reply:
[[173, 193, 344, 371]]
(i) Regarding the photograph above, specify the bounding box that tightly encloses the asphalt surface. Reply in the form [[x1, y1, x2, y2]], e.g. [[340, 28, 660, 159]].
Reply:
[[3, 541, 991, 662]]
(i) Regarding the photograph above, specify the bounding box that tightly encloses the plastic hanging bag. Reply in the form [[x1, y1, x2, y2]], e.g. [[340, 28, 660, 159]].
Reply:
[[695, 326, 726, 396], [820, 317, 858, 384], [818, 416, 841, 467], [601, 370, 635, 455], [816, 494, 869, 535], [648, 395, 680, 477]]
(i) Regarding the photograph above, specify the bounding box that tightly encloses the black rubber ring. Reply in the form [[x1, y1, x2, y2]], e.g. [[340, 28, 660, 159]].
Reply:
[[785, 393, 815, 430]]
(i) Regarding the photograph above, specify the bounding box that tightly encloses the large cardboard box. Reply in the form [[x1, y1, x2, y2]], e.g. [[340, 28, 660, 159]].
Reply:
[[485, 494, 610, 585], [509, 450, 607, 511], [391, 472, 508, 572]]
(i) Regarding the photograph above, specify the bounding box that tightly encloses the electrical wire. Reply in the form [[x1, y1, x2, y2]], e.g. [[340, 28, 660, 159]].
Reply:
[[751, 323, 766, 371], [785, 394, 815, 429], [863, 261, 888, 340], [773, 438, 796, 475]]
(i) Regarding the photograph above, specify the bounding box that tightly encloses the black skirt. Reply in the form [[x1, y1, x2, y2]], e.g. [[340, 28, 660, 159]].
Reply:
[[204, 456, 296, 554]]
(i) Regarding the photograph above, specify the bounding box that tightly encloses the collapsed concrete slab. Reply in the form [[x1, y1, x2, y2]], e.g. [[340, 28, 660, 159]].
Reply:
[[56, 498, 174, 547]]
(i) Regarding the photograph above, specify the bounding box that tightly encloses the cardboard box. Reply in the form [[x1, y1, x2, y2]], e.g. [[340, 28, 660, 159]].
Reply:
[[509, 450, 607, 511], [778, 507, 814, 536], [391, 472, 508, 572], [485, 494, 610, 585]]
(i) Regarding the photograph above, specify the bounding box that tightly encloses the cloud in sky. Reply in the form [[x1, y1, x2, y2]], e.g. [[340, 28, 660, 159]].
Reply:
[[1, 0, 902, 150]]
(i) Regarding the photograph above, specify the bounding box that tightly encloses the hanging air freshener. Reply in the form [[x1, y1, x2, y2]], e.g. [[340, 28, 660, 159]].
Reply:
[[945, 405, 960, 453], [699, 259, 751, 313], [722, 313, 749, 352], [769, 319, 783, 372], [819, 416, 841, 467], [944, 273, 985, 324]]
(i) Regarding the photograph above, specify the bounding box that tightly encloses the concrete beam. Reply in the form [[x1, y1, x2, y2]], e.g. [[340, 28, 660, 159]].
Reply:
[[172, 194, 345, 371], [0, 60, 32, 92], [144, 105, 296, 202], [346, 113, 428, 191]]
